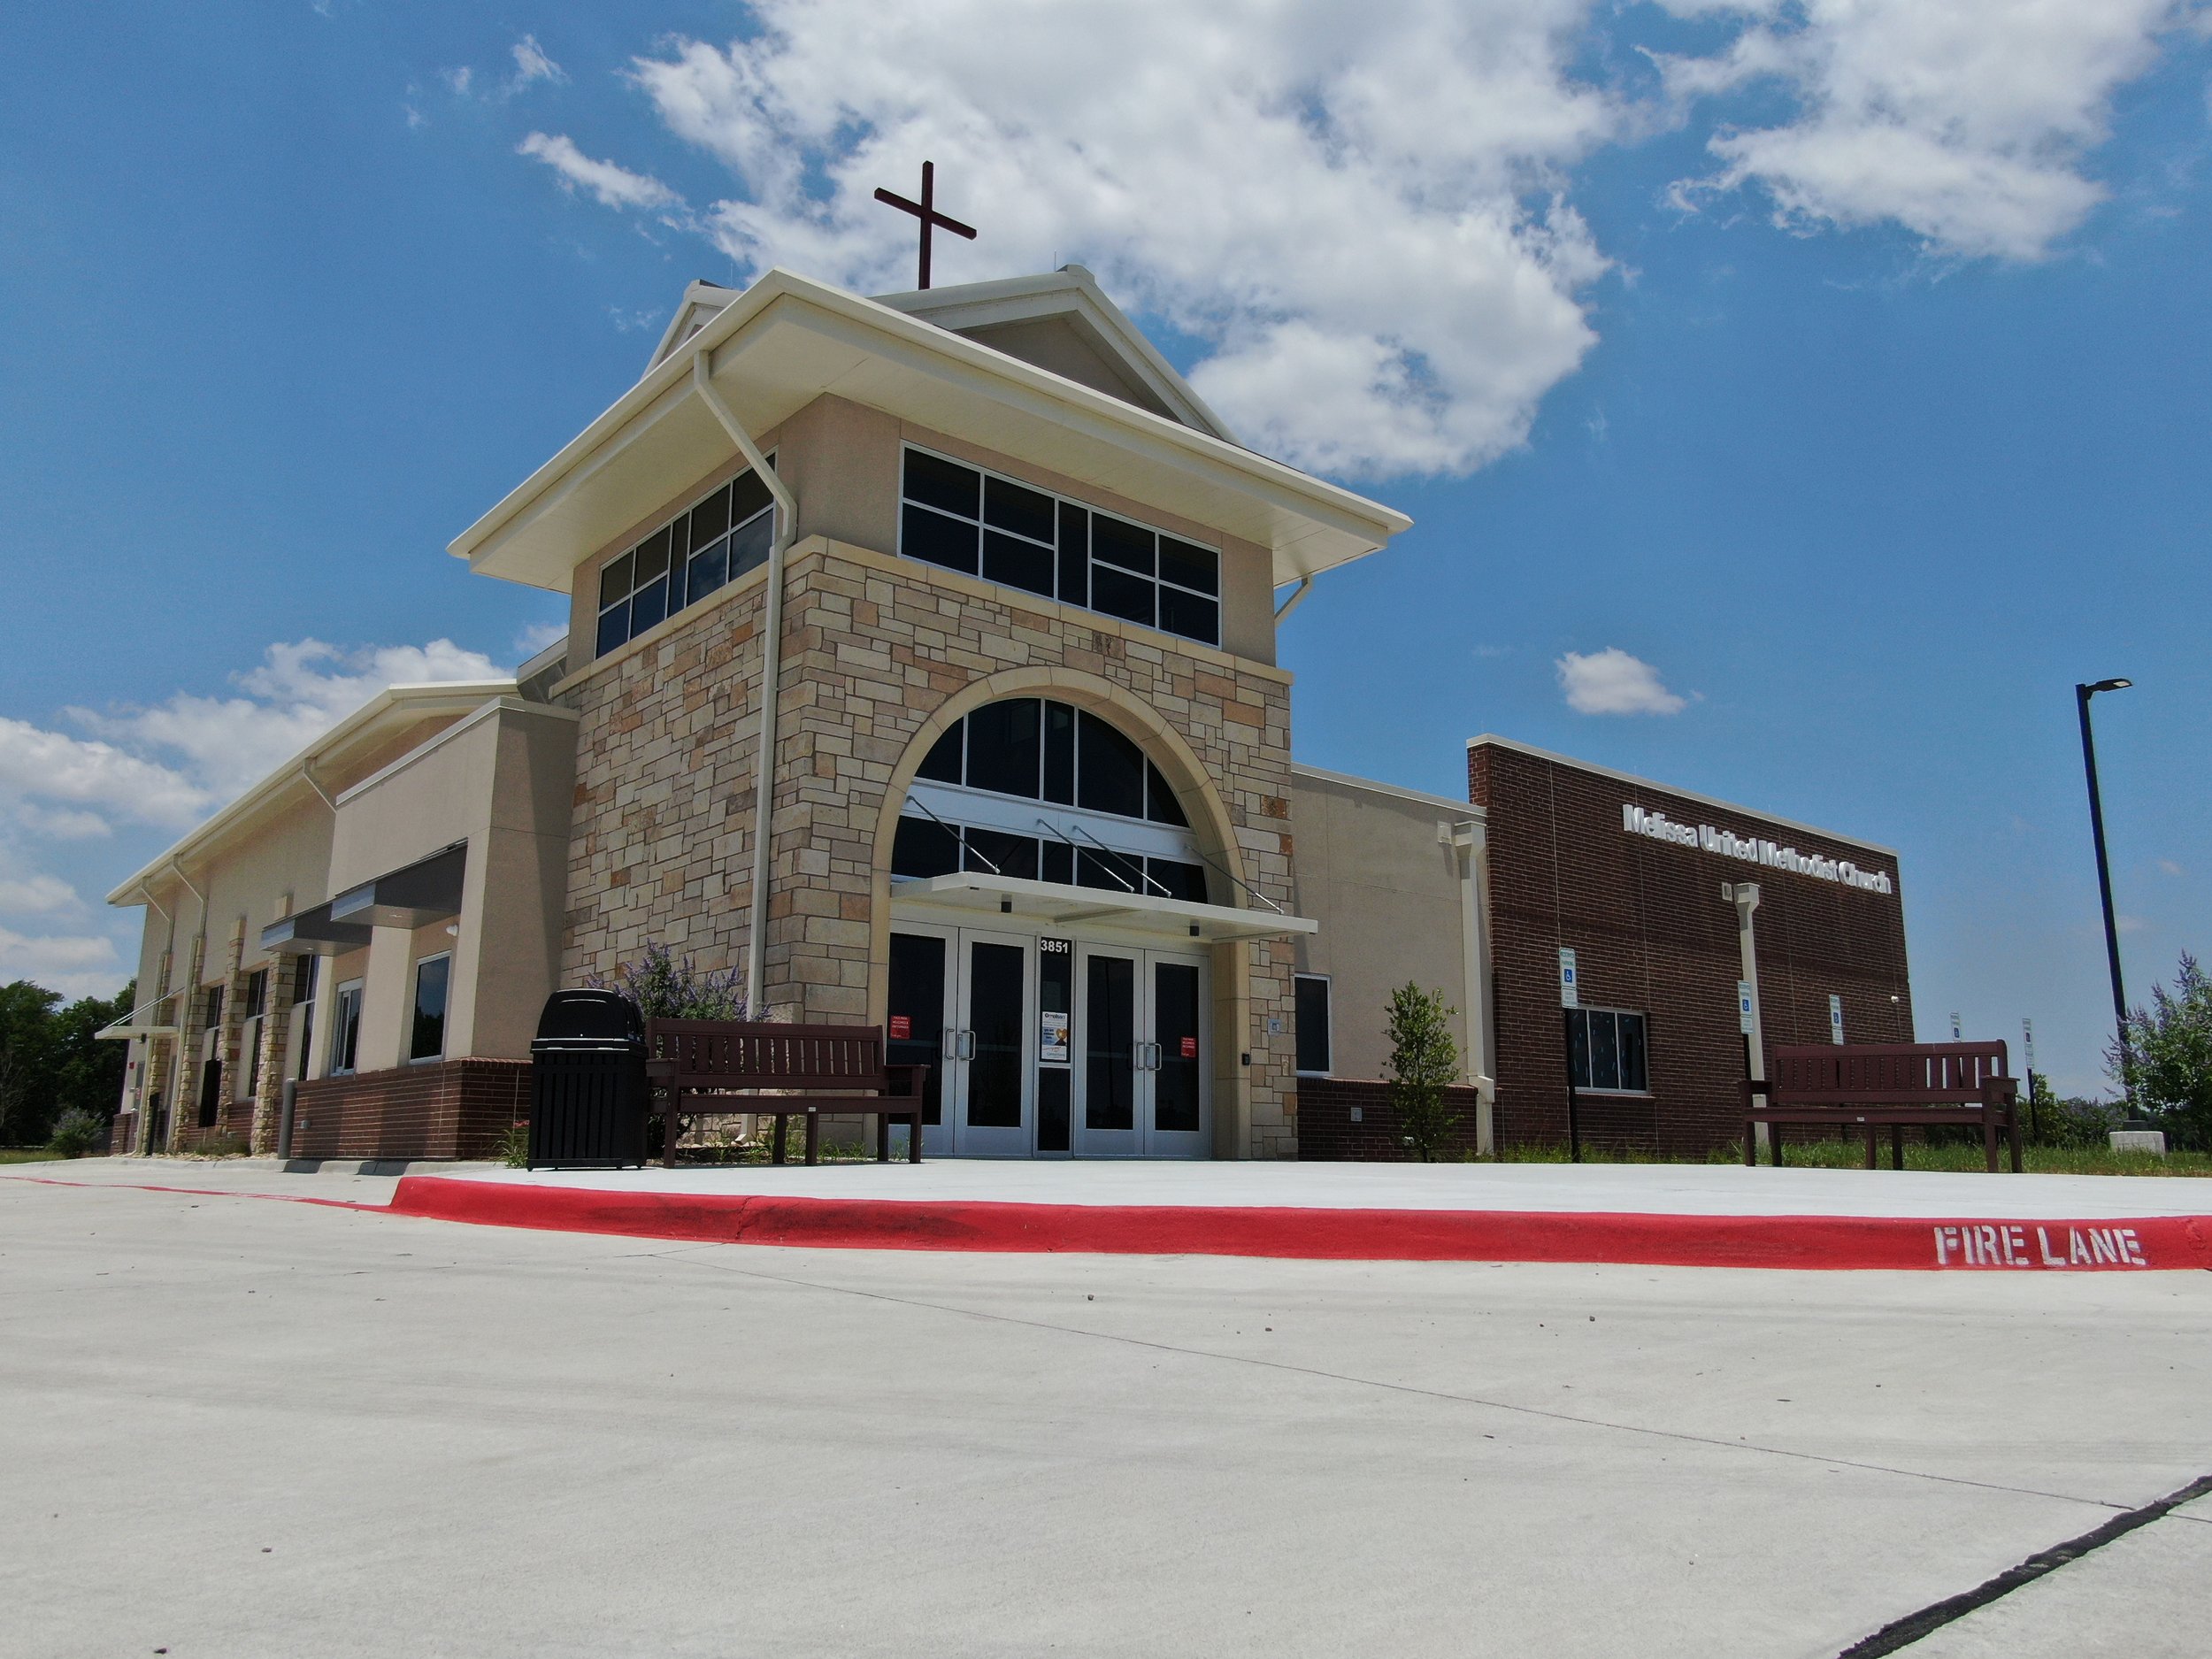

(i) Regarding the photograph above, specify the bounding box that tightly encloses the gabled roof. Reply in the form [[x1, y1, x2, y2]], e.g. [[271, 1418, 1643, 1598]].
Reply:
[[646, 280, 736, 373], [452, 266, 1409, 593], [875, 266, 1238, 443]]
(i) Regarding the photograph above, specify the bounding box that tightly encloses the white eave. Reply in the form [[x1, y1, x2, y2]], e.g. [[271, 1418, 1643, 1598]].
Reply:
[[449, 266, 1411, 594], [103, 680, 515, 909]]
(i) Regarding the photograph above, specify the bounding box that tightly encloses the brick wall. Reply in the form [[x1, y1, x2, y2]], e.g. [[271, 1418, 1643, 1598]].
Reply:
[[1470, 742, 1914, 1157], [107, 1111, 136, 1156], [1294, 1077, 1486, 1162], [290, 1058, 530, 1162]]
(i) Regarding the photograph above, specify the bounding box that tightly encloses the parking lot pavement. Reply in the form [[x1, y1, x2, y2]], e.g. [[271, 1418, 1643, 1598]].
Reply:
[[4, 1171, 2208, 1658]]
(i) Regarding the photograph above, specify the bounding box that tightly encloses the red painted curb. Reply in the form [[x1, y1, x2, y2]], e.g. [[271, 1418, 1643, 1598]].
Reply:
[[388, 1176, 2212, 1271]]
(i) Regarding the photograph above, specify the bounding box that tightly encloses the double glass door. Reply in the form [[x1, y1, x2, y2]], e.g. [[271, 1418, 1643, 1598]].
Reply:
[[887, 924, 1209, 1157]]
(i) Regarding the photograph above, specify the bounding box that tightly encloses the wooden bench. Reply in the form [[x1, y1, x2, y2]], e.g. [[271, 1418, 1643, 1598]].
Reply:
[[1746, 1041, 2021, 1172], [644, 1019, 928, 1168]]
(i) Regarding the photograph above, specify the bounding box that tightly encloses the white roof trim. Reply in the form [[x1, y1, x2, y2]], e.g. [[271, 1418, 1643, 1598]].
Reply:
[[1291, 763, 1486, 821], [877, 265, 1237, 443], [334, 695, 578, 809], [448, 266, 1409, 591], [1467, 734, 1897, 856], [104, 681, 516, 908]]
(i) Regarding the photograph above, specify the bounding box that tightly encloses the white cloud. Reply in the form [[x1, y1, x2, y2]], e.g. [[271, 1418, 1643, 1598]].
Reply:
[[511, 35, 569, 90], [70, 638, 503, 802], [612, 1, 1620, 478], [1556, 648, 1689, 716], [518, 132, 682, 212], [14, 805, 111, 841], [512, 619, 569, 659], [509, 3, 2195, 473], [2158, 857, 2185, 876], [0, 717, 211, 830], [0, 874, 80, 915], [441, 65, 473, 96], [0, 926, 122, 999], [1655, 0, 2186, 259]]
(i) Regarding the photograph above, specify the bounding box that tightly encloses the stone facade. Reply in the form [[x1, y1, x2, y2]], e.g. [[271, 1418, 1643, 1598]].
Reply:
[[562, 532, 1303, 1158]]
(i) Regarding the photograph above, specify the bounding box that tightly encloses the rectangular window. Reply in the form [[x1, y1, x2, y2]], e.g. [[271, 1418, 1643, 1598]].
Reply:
[[329, 980, 363, 1076], [594, 463, 775, 657], [1568, 1008, 1649, 1094], [1294, 974, 1332, 1076], [898, 448, 1220, 649], [410, 955, 451, 1063]]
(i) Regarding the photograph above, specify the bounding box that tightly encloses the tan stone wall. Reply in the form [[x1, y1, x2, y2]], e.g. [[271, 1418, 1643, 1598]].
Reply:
[[562, 534, 1302, 1158]]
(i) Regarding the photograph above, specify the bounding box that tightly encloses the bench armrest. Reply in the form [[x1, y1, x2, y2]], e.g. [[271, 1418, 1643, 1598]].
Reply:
[[1742, 1077, 1773, 1107], [883, 1063, 931, 1102]]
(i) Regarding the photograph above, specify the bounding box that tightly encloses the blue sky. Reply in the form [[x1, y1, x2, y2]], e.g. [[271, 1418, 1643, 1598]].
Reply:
[[2, 2, 2207, 1094]]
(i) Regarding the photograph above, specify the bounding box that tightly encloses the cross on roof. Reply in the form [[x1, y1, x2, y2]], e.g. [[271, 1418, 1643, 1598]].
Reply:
[[872, 160, 977, 291]]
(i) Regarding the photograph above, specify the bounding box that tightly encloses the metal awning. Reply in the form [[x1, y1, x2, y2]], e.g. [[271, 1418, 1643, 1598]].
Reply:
[[328, 842, 467, 929], [891, 872, 1317, 944], [260, 902, 375, 957]]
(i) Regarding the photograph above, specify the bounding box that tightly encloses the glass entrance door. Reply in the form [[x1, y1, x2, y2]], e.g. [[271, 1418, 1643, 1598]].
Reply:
[[956, 931, 1033, 1155], [1073, 944, 1210, 1157], [889, 925, 1033, 1156]]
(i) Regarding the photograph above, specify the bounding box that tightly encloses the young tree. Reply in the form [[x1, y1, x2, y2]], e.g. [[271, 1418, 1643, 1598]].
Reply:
[[1386, 981, 1462, 1163], [2110, 953, 2212, 1150]]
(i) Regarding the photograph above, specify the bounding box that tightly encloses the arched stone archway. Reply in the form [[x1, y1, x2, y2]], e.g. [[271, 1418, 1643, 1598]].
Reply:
[[863, 666, 1259, 1157]]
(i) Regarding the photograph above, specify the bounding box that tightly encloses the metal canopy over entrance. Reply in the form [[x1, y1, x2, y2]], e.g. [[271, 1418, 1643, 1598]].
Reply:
[[892, 872, 1316, 947], [328, 842, 468, 931]]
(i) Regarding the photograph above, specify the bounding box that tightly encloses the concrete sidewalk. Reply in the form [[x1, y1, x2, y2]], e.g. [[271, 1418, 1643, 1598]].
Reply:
[[4, 1171, 2208, 1656]]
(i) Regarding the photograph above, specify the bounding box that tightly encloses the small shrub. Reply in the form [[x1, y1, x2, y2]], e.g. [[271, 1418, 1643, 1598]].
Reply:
[[588, 942, 750, 1021], [497, 1123, 530, 1169], [1386, 982, 1462, 1163], [46, 1107, 107, 1158], [2028, 1081, 2123, 1149]]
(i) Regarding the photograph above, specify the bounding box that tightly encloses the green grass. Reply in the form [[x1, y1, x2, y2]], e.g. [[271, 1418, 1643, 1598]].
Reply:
[[0, 1148, 65, 1165], [1493, 1140, 2212, 1177]]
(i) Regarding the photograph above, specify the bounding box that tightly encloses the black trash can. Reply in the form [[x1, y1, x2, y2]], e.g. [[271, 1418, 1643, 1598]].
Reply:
[[527, 990, 648, 1169]]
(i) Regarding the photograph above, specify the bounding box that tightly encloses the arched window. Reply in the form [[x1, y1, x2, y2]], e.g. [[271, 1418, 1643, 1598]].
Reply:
[[893, 699, 1210, 902]]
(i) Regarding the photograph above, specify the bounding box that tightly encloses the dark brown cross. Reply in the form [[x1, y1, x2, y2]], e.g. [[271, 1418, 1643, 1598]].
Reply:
[[873, 160, 976, 290]]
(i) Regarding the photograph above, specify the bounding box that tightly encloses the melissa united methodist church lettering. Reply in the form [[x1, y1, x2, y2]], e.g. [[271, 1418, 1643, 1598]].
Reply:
[[1621, 803, 1895, 895]]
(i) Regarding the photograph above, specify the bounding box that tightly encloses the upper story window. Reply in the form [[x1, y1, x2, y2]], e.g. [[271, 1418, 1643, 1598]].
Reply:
[[899, 448, 1221, 649], [893, 697, 1210, 902], [595, 464, 775, 658]]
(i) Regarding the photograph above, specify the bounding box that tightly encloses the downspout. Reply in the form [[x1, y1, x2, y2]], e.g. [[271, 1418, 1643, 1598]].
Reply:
[[692, 349, 798, 1014], [1273, 575, 1314, 624]]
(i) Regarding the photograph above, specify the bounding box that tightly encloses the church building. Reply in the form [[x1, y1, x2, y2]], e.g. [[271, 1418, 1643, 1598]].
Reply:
[[100, 259, 1914, 1164]]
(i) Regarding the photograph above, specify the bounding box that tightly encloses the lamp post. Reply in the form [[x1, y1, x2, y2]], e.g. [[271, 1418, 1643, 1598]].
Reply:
[[2076, 678, 2133, 1103]]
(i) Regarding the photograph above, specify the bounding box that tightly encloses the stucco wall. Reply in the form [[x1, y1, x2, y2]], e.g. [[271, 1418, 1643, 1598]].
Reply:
[[1286, 769, 1478, 1084]]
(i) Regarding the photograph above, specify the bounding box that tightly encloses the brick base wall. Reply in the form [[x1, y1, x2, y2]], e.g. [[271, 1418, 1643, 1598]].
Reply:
[[291, 1059, 530, 1162], [108, 1111, 136, 1156], [1294, 1078, 1486, 1162]]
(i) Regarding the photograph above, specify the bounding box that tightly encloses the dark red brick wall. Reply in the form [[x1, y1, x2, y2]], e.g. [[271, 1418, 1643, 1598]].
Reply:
[[1294, 1078, 1487, 1161], [291, 1059, 530, 1161], [1470, 742, 1914, 1157], [107, 1111, 136, 1156]]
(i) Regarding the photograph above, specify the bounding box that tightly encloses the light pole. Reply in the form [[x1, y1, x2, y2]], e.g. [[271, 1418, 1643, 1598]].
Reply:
[[2076, 678, 2133, 1102]]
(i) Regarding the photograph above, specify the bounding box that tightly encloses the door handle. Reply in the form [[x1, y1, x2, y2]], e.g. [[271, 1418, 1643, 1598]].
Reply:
[[953, 1029, 976, 1061]]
